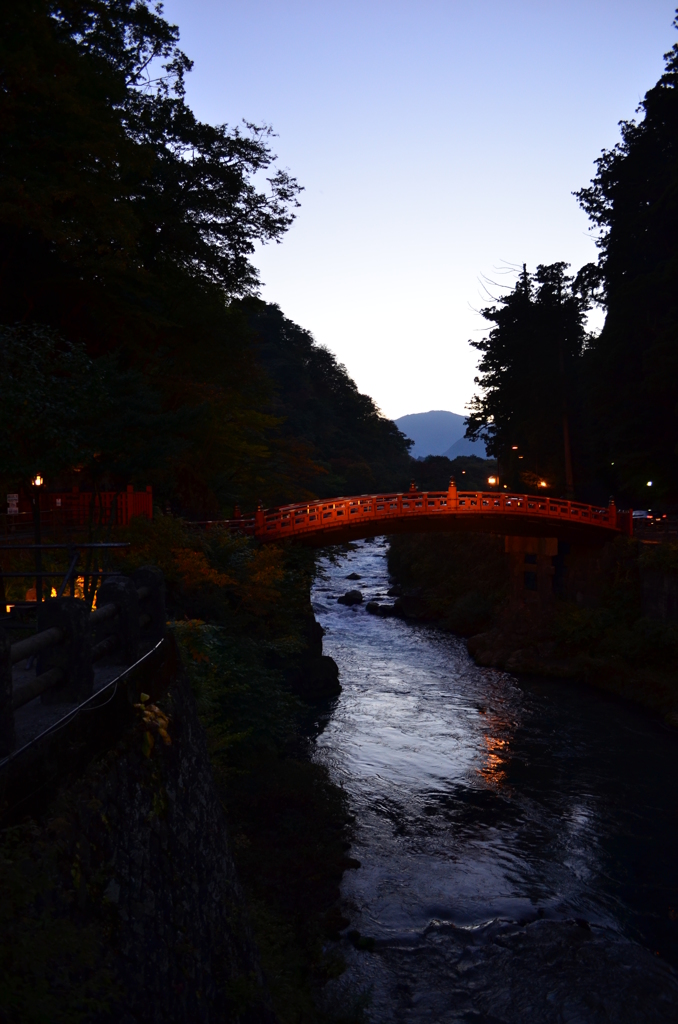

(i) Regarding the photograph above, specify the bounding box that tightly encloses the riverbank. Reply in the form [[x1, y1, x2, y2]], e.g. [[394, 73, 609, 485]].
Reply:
[[387, 532, 678, 725], [120, 517, 362, 1022], [312, 538, 678, 1021], [0, 517, 361, 1024]]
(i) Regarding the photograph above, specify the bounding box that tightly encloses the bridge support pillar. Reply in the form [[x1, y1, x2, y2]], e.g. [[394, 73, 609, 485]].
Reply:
[[504, 536, 558, 606]]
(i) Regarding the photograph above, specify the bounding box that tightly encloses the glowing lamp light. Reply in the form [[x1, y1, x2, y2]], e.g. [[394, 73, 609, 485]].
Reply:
[[488, 476, 498, 485], [538, 480, 548, 488], [647, 481, 653, 487], [32, 474, 44, 487], [511, 446, 518, 450]]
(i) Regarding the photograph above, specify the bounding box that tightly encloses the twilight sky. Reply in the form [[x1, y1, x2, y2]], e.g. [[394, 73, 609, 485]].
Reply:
[[163, 0, 676, 420]]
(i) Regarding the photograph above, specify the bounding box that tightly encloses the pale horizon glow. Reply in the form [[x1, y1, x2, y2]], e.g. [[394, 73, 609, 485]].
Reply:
[[163, 0, 676, 420]]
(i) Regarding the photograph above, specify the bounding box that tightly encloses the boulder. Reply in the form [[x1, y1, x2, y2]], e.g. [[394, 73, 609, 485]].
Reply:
[[366, 601, 396, 618], [288, 655, 341, 700], [337, 590, 363, 606]]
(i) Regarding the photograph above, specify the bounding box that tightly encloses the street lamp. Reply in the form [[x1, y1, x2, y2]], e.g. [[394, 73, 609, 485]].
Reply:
[[488, 476, 498, 487], [31, 475, 44, 602]]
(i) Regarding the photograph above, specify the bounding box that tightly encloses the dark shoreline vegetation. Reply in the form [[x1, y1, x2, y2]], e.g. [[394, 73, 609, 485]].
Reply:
[[0, 517, 367, 1024], [387, 532, 678, 726]]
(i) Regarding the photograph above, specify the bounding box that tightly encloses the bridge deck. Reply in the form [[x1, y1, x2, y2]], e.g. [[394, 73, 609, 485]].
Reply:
[[205, 488, 631, 546]]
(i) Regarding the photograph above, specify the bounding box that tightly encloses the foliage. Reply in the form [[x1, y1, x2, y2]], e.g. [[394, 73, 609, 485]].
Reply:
[[0, 1, 310, 514], [239, 299, 413, 497], [173, 618, 358, 1022], [465, 263, 595, 496], [387, 531, 509, 635], [0, 323, 192, 488], [119, 511, 316, 632], [552, 539, 678, 670], [0, 3, 413, 514], [575, 13, 678, 500], [159, 520, 359, 1023], [0, 821, 118, 1024], [0, 324, 96, 482], [639, 540, 678, 575], [409, 454, 498, 492], [0, 0, 301, 306]]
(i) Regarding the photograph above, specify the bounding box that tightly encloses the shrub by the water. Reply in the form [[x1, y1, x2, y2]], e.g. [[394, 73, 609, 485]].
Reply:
[[387, 532, 509, 635]]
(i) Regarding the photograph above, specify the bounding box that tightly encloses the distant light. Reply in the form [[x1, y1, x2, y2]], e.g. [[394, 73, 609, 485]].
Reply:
[[503, 485, 507, 489], [32, 475, 43, 487], [611, 462, 614, 466], [647, 481, 653, 487], [511, 446, 518, 450], [518, 456, 524, 460], [538, 480, 548, 488], [488, 476, 497, 485]]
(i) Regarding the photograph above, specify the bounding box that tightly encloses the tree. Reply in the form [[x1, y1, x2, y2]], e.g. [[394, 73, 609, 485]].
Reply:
[[0, 323, 188, 488], [575, 13, 678, 500], [238, 299, 413, 496], [0, 1, 305, 514], [0, 1, 301, 319], [465, 264, 592, 497]]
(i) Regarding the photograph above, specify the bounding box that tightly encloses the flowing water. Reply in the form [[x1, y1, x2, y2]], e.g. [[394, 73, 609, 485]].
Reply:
[[311, 538, 678, 1023]]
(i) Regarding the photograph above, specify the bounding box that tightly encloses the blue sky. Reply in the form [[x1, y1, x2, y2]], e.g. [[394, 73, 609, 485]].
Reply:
[[163, 0, 676, 419]]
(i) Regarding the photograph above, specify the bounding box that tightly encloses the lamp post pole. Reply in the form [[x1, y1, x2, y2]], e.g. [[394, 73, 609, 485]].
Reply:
[[32, 476, 44, 604]]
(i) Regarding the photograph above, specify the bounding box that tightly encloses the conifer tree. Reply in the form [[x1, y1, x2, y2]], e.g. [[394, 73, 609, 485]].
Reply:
[[465, 264, 591, 497], [576, 12, 678, 499]]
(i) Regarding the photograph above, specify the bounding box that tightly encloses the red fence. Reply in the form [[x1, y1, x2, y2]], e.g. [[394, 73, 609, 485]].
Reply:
[[6, 486, 153, 528], [204, 486, 630, 544]]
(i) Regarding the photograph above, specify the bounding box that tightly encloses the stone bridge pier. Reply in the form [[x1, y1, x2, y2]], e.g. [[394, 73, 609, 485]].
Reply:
[[504, 534, 610, 610]]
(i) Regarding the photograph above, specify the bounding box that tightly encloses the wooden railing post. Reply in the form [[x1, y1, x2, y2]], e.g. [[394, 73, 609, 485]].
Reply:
[[133, 566, 166, 647], [608, 496, 617, 527], [37, 598, 93, 704], [0, 626, 13, 757], [94, 576, 140, 664], [448, 477, 458, 509]]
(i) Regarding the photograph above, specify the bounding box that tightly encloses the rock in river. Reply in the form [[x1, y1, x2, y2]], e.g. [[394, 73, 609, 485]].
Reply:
[[338, 590, 363, 606], [366, 601, 397, 618]]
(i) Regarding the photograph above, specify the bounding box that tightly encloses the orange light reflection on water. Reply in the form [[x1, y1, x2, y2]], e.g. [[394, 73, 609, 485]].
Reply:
[[477, 714, 512, 787]]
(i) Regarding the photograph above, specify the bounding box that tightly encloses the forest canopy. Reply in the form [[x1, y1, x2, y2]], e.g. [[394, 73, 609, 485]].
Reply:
[[0, 0, 413, 511]]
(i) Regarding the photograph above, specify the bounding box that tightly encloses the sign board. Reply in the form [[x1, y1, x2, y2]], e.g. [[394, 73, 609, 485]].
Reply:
[[7, 494, 18, 514]]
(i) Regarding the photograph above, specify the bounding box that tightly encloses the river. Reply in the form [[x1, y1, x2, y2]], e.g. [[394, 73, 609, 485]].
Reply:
[[311, 538, 678, 1023]]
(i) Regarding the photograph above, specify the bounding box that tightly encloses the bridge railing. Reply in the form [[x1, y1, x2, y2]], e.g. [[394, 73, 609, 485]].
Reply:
[[200, 487, 626, 541]]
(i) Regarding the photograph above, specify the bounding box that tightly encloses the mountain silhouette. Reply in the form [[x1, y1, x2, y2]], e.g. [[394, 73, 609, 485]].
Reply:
[[395, 410, 486, 459]]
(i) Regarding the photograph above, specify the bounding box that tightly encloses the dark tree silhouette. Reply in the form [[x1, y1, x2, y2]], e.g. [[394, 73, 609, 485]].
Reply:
[[465, 264, 591, 497], [575, 12, 678, 500]]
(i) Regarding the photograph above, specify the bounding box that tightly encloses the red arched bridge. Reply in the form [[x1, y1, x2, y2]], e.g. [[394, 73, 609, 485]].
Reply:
[[209, 483, 632, 546]]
